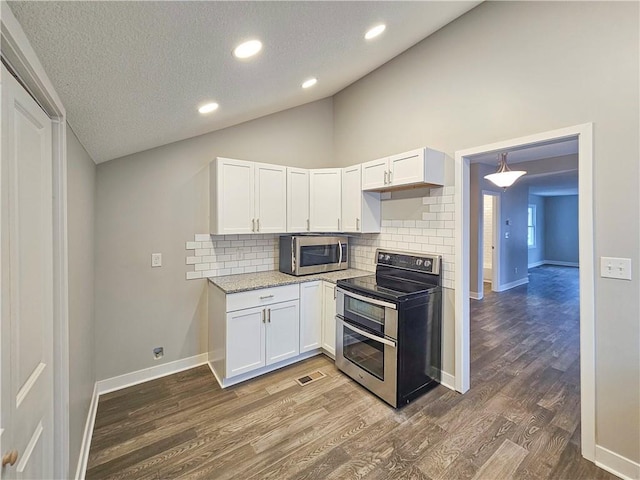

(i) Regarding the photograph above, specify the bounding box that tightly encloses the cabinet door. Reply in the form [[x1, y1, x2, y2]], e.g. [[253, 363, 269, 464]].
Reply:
[[255, 162, 287, 233], [388, 148, 424, 187], [361, 157, 389, 191], [265, 300, 300, 365], [322, 282, 337, 356], [226, 306, 265, 378], [299, 282, 322, 353], [287, 167, 310, 233], [309, 169, 342, 232], [341, 165, 362, 233], [213, 158, 254, 234]]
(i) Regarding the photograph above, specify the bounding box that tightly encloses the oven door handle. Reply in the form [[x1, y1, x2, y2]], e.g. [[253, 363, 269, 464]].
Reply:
[[336, 287, 397, 310], [340, 318, 396, 348]]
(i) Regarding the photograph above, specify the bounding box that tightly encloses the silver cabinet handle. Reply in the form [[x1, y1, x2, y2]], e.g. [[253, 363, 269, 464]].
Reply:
[[307, 218, 310, 231], [389, 170, 393, 184], [257, 218, 260, 232], [252, 218, 255, 232], [262, 309, 266, 323], [259, 294, 274, 300], [384, 171, 388, 184], [268, 308, 271, 323], [356, 218, 360, 231], [333, 286, 336, 300]]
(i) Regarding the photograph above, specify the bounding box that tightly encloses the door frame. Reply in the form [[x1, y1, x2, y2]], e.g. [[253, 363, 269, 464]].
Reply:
[[478, 191, 500, 297], [454, 123, 595, 461], [1, 6, 69, 478]]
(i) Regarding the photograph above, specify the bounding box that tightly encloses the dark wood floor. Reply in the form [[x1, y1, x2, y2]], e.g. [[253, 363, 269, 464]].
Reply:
[[86, 265, 615, 480]]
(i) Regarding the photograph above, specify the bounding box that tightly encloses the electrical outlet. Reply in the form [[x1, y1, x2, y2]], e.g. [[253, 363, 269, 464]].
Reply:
[[600, 257, 632, 280], [151, 253, 162, 267], [153, 347, 164, 359]]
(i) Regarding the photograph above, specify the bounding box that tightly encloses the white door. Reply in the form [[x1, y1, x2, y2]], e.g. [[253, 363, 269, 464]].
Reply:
[[225, 307, 265, 377], [341, 165, 362, 232], [361, 157, 388, 190], [1, 64, 54, 480], [388, 148, 424, 187], [265, 301, 299, 365], [299, 282, 322, 353], [214, 158, 254, 234], [254, 163, 287, 233], [322, 282, 337, 356], [286, 167, 310, 233], [309, 169, 341, 232]]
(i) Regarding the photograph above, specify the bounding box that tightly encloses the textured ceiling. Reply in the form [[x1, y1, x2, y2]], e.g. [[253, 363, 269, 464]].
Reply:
[[8, 1, 480, 164]]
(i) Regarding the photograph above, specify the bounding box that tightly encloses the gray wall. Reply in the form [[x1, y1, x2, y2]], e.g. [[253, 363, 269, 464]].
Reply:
[[66, 125, 96, 472], [545, 195, 579, 264], [95, 98, 333, 380], [527, 194, 545, 267], [332, 1, 639, 463]]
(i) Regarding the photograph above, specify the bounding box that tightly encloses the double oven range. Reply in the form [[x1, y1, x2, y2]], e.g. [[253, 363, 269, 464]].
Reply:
[[336, 249, 442, 408]]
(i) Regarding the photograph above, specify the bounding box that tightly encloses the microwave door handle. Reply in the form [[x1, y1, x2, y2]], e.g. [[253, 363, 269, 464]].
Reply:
[[340, 318, 396, 348], [338, 241, 343, 265]]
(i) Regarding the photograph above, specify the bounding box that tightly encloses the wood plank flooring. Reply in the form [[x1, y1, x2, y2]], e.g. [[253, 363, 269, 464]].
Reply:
[[86, 266, 615, 479]]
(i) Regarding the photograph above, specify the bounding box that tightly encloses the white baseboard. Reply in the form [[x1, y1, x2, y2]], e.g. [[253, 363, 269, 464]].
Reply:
[[440, 371, 455, 391], [544, 260, 579, 267], [528, 260, 545, 268], [96, 353, 208, 395], [494, 277, 529, 292], [74, 383, 99, 480], [596, 445, 640, 480], [469, 291, 483, 300]]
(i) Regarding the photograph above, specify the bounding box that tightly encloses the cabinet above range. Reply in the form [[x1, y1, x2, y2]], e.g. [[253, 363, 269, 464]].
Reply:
[[361, 147, 445, 191]]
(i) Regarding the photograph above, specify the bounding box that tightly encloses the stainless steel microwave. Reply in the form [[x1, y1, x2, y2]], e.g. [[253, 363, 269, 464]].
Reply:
[[279, 235, 348, 276]]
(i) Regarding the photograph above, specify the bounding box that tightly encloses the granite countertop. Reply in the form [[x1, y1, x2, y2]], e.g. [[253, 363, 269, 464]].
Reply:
[[207, 268, 372, 294]]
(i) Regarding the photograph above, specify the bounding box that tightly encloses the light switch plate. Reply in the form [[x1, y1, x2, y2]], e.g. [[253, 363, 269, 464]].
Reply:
[[151, 253, 162, 267], [600, 257, 632, 280]]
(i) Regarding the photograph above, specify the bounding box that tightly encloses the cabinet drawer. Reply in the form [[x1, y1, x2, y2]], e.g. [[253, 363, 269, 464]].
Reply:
[[226, 284, 299, 312]]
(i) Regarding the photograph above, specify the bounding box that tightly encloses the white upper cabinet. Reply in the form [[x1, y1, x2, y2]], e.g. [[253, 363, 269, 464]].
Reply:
[[361, 147, 445, 191], [341, 165, 381, 233], [361, 157, 389, 190], [211, 157, 255, 235], [309, 168, 342, 232], [255, 163, 287, 233], [286, 167, 310, 233], [211, 157, 286, 234]]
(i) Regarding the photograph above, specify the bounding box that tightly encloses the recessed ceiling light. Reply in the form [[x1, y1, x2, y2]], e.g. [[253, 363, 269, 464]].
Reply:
[[198, 102, 219, 114], [302, 78, 317, 89], [365, 24, 386, 40], [233, 40, 262, 59]]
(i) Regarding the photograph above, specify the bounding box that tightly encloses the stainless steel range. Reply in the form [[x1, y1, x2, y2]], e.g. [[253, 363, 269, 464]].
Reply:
[[335, 249, 442, 407]]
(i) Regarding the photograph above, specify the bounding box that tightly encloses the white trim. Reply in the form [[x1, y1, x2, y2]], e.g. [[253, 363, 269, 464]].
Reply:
[[440, 371, 456, 391], [544, 260, 579, 267], [74, 383, 98, 480], [209, 349, 322, 389], [469, 291, 483, 300], [528, 260, 545, 268], [1, 6, 69, 478], [493, 277, 529, 292], [595, 445, 640, 480], [96, 353, 208, 395], [455, 123, 596, 463]]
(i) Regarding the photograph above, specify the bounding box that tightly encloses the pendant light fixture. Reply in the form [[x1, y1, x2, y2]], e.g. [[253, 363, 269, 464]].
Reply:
[[484, 152, 526, 189]]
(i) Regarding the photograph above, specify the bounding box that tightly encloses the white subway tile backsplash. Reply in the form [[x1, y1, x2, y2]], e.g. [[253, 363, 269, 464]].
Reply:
[[186, 271, 202, 280], [186, 256, 199, 265], [195, 248, 210, 256], [186, 241, 201, 250], [194, 234, 211, 242]]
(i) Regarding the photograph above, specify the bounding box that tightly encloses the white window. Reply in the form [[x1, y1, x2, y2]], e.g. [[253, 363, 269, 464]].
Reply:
[[528, 205, 536, 247]]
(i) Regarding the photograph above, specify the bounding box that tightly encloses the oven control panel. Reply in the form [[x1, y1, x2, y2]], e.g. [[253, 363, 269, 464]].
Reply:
[[376, 250, 440, 275]]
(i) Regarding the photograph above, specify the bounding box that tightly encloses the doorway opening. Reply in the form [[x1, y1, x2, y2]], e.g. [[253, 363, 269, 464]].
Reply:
[[454, 124, 595, 462]]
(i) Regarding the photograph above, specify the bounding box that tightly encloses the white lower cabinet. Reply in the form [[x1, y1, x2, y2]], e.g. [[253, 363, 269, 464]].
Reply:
[[226, 299, 299, 378], [322, 281, 337, 356], [299, 281, 323, 353]]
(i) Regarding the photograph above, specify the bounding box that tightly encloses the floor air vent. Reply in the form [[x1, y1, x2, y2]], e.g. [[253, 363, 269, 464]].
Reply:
[[295, 370, 327, 386]]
